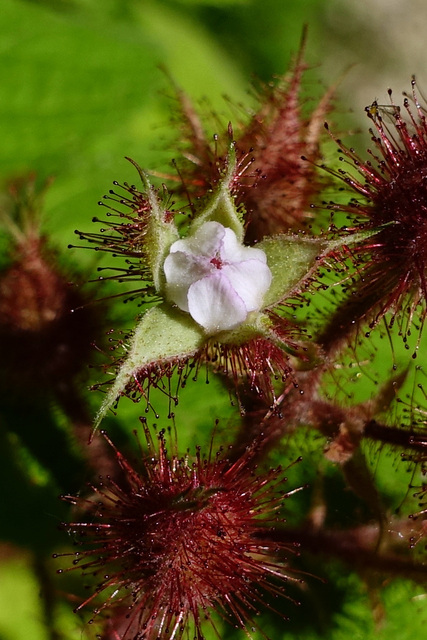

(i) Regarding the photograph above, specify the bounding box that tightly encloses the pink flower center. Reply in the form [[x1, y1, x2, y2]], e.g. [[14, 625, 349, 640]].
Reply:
[[210, 256, 223, 269]]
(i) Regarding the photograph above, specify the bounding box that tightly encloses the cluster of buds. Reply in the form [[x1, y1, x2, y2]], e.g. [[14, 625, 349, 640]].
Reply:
[[55, 43, 427, 640], [79, 150, 335, 426]]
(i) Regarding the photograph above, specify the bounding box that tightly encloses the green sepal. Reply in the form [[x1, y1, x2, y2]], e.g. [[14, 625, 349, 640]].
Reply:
[[217, 310, 273, 346], [126, 157, 179, 292], [259, 234, 328, 307], [190, 144, 244, 241], [218, 311, 296, 361], [218, 310, 295, 355], [94, 304, 205, 430], [259, 226, 387, 308]]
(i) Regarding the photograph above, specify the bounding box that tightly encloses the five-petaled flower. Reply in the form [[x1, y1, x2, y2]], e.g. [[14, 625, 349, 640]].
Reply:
[[75, 146, 351, 427], [164, 221, 272, 334]]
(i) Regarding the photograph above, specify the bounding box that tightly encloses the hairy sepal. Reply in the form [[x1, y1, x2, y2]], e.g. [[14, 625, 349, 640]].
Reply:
[[126, 157, 179, 292], [218, 311, 273, 345], [259, 227, 383, 308], [94, 304, 204, 430], [190, 145, 244, 241], [259, 234, 327, 306]]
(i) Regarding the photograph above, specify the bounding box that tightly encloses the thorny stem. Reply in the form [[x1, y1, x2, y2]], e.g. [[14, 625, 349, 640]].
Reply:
[[231, 371, 427, 535], [231, 319, 426, 463], [263, 518, 427, 583]]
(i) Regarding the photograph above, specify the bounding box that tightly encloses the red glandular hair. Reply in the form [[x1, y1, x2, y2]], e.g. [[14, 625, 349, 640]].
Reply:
[[324, 79, 427, 336], [92, 317, 300, 419], [71, 178, 167, 303], [171, 36, 332, 243], [58, 426, 302, 640]]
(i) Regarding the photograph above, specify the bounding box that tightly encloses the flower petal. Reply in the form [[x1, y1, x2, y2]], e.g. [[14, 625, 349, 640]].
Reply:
[[222, 259, 272, 312], [164, 251, 211, 311], [164, 221, 273, 334], [220, 227, 268, 264], [169, 221, 225, 258], [187, 272, 247, 334]]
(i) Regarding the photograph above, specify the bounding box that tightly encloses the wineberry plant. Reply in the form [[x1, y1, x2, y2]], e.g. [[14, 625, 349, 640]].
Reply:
[[1, 31, 427, 640]]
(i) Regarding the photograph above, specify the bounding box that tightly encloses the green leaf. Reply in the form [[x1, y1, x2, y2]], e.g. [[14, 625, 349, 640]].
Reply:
[[0, 0, 250, 249], [0, 558, 46, 640], [94, 304, 205, 430]]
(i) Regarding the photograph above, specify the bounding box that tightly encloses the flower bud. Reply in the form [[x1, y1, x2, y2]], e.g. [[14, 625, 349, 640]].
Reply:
[[0, 176, 99, 394], [322, 79, 427, 344], [58, 425, 302, 640]]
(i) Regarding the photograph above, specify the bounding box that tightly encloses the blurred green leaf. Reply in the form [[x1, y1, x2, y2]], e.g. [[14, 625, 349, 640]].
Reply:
[[0, 0, 249, 249], [0, 557, 46, 640]]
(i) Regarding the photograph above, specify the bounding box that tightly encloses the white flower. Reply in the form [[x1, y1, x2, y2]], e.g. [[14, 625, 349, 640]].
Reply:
[[163, 221, 272, 334]]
